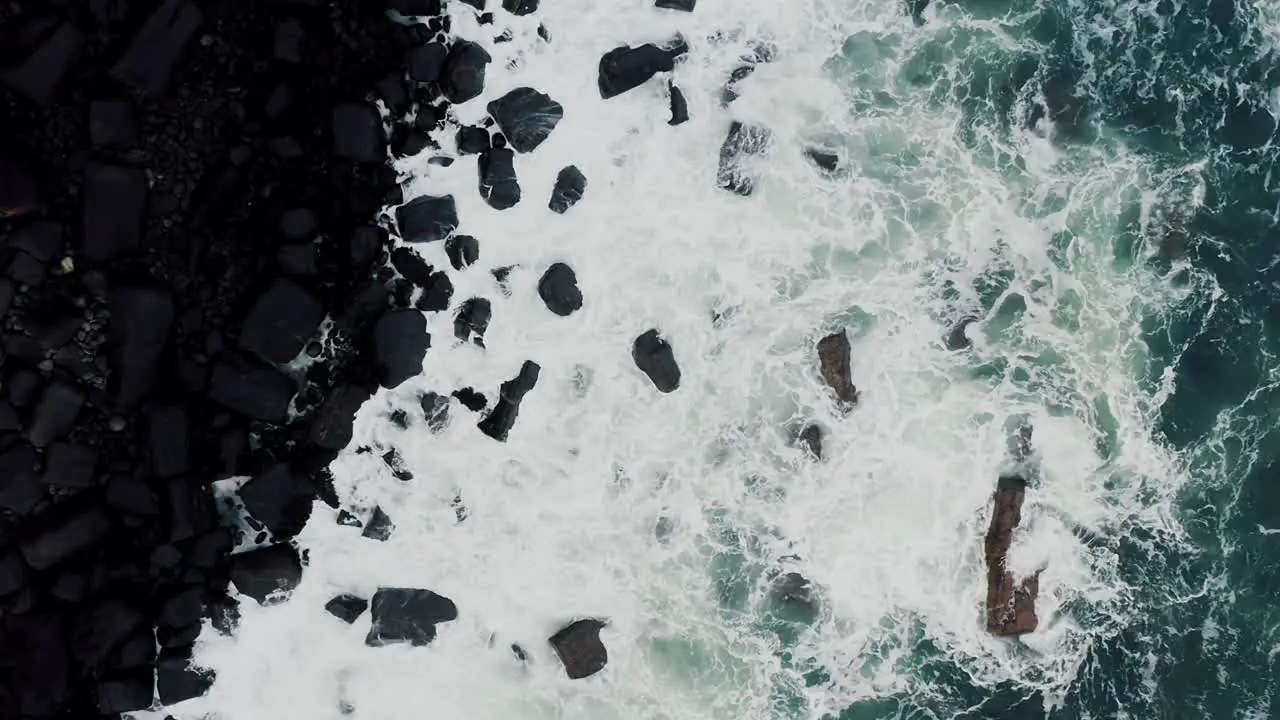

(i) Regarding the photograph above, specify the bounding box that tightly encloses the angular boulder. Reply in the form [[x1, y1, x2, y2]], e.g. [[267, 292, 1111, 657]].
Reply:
[[633, 329, 680, 392], [366, 587, 459, 647], [816, 330, 857, 407], [441, 40, 492, 103], [668, 82, 689, 125], [656, 0, 695, 8], [407, 41, 447, 84], [446, 234, 480, 269], [984, 474, 1039, 636], [549, 619, 607, 679], [486, 87, 563, 152], [598, 38, 689, 99], [396, 194, 458, 243], [207, 355, 296, 423], [325, 594, 368, 624]]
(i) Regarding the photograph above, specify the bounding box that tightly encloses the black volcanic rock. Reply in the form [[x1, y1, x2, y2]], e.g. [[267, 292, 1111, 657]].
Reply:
[[366, 587, 458, 647], [82, 162, 147, 263], [441, 40, 492, 103], [310, 384, 374, 450], [503, 0, 539, 13], [332, 102, 387, 162], [478, 360, 540, 441], [361, 506, 395, 541], [325, 594, 369, 623], [108, 283, 174, 407], [549, 165, 586, 214], [391, 0, 443, 14], [372, 309, 430, 388], [633, 329, 681, 392], [396, 194, 458, 242], [230, 543, 303, 604], [486, 87, 564, 152], [240, 463, 315, 539], [208, 355, 296, 423], [456, 126, 490, 154], [806, 148, 839, 173], [538, 262, 583, 316], [478, 146, 521, 209], [446, 234, 480, 269], [454, 298, 492, 343], [549, 619, 608, 679], [408, 41, 448, 84], [668, 82, 689, 125], [238, 278, 325, 364], [598, 39, 688, 99]]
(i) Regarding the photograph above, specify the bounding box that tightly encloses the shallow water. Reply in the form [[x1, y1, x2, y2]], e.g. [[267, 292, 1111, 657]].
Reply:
[[156, 0, 1280, 718]]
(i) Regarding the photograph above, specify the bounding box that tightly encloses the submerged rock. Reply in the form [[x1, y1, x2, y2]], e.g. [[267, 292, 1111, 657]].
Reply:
[[549, 619, 608, 679], [655, 0, 696, 10], [984, 474, 1039, 636], [632, 329, 680, 393], [598, 38, 688, 99], [486, 87, 563, 152], [396, 194, 458, 243], [716, 121, 771, 196], [945, 317, 977, 350], [805, 148, 839, 173], [816, 330, 857, 407]]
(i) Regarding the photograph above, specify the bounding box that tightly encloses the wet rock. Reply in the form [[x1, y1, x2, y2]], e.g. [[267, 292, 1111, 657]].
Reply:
[[656, 0, 696, 8], [716, 121, 771, 196], [349, 225, 386, 269], [239, 463, 315, 539], [332, 102, 386, 162], [9, 220, 62, 262], [805, 148, 839, 173], [391, 247, 433, 286], [372, 308, 430, 388], [366, 587, 459, 647], [549, 165, 586, 214], [478, 146, 521, 209], [598, 38, 688, 99], [207, 354, 296, 422], [30, 381, 84, 447], [238, 278, 325, 364], [985, 474, 1039, 636], [361, 506, 395, 542], [325, 594, 368, 624], [421, 392, 450, 431], [408, 41, 447, 84], [720, 44, 775, 104], [456, 126, 490, 155], [775, 571, 812, 604], [337, 282, 391, 339], [455, 298, 492, 344], [416, 271, 455, 312], [230, 543, 303, 604], [945, 317, 977, 350], [668, 82, 689, 125], [108, 283, 175, 408], [441, 40, 492, 104], [156, 647, 214, 705], [537, 262, 582, 316], [391, 0, 443, 14], [110, 0, 203, 96], [396, 194, 458, 243], [166, 476, 217, 541], [42, 442, 98, 488], [82, 163, 147, 263], [633, 329, 680, 393], [486, 87, 563, 152], [90, 100, 139, 149], [478, 360, 540, 441], [310, 384, 375, 451], [502, 0, 539, 14], [20, 501, 113, 570], [798, 424, 822, 460], [446, 234, 480, 269], [454, 387, 487, 412], [549, 619, 608, 679], [816, 330, 857, 407], [391, 127, 432, 158], [2, 22, 83, 106]]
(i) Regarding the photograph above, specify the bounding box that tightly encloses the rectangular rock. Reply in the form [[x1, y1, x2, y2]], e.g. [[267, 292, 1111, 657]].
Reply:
[[395, 194, 458, 243], [110, 0, 203, 97], [147, 406, 190, 477], [20, 502, 113, 570], [90, 100, 140, 149], [41, 442, 98, 488], [1, 22, 83, 106], [82, 163, 147, 264], [208, 355, 296, 423], [984, 474, 1038, 636], [109, 284, 175, 407], [237, 278, 325, 364]]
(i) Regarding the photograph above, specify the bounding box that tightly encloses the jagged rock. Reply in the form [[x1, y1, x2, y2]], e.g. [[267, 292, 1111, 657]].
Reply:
[[716, 121, 771, 196], [477, 360, 540, 441], [310, 384, 374, 450], [110, 0, 202, 96], [90, 100, 139, 148], [549, 165, 586, 214], [82, 163, 147, 263], [478, 146, 521, 209], [2, 22, 83, 106], [502, 0, 539, 14], [441, 40, 492, 103], [396, 194, 458, 243], [377, 72, 411, 115], [230, 543, 303, 604], [816, 330, 858, 406], [239, 463, 315, 539], [446, 234, 479, 269], [656, 0, 695, 8], [805, 148, 839, 173], [454, 298, 492, 343], [238, 278, 325, 364], [633, 329, 680, 393], [337, 282, 391, 339], [106, 475, 159, 516], [365, 587, 459, 647], [207, 354, 296, 422], [985, 474, 1039, 636], [325, 594, 368, 624], [721, 44, 775, 104], [372, 308, 430, 388], [798, 424, 822, 460], [668, 82, 689, 125], [349, 225, 385, 269], [598, 38, 688, 99], [486, 87, 563, 152], [332, 102, 386, 162], [108, 283, 174, 407], [945, 317, 977, 350], [166, 476, 217, 541], [549, 619, 607, 679], [361, 506, 395, 541], [537, 262, 582, 316], [4, 614, 69, 714]]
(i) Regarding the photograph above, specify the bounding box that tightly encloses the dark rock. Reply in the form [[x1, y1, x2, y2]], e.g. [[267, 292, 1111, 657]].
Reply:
[[453, 387, 487, 412], [238, 278, 325, 364], [310, 384, 374, 450], [668, 82, 689, 125], [147, 406, 190, 477], [361, 506, 395, 541], [166, 476, 217, 541], [185, 528, 233, 568], [798, 424, 822, 460], [656, 0, 696, 9], [721, 44, 775, 104], [240, 463, 315, 539], [366, 587, 459, 647], [279, 208, 318, 240], [445, 234, 479, 269], [20, 501, 112, 570], [816, 330, 857, 406], [6, 251, 46, 286], [945, 317, 977, 350], [29, 380, 84, 447], [486, 87, 563, 153], [336, 282, 391, 339], [502, 0, 539, 13], [377, 72, 411, 116], [420, 392, 449, 431], [549, 165, 586, 214], [805, 148, 839, 173], [985, 474, 1039, 636], [408, 41, 447, 84], [4, 614, 69, 714], [0, 550, 28, 596], [632, 329, 680, 393], [349, 225, 386, 269], [415, 270, 453, 310], [159, 587, 204, 631], [82, 163, 147, 263], [396, 194, 458, 243], [10, 220, 62, 262], [391, 127, 432, 158], [391, 247, 433, 286], [42, 442, 98, 488], [156, 648, 215, 705], [717, 121, 771, 196], [89, 100, 139, 148], [0, 158, 41, 218], [549, 619, 608, 679], [478, 147, 520, 209], [598, 39, 688, 99], [278, 243, 318, 275], [537, 262, 582, 315], [110, 0, 203, 97], [0, 444, 42, 514], [230, 543, 303, 604], [273, 18, 306, 64], [325, 594, 368, 623], [106, 476, 159, 516], [372, 309, 430, 388], [108, 284, 174, 407], [456, 126, 490, 155], [478, 360, 540, 441], [441, 40, 492, 103], [454, 298, 492, 343], [332, 102, 386, 162], [1, 22, 83, 106], [381, 448, 414, 482], [390, 0, 443, 14], [208, 355, 296, 422]]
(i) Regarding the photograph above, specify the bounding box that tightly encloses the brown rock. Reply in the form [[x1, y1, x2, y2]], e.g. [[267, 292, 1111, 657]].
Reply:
[[816, 331, 857, 406], [798, 424, 822, 460], [984, 474, 1038, 636]]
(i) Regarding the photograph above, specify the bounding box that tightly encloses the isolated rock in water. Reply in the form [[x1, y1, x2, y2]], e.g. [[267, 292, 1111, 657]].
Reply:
[[366, 587, 459, 647], [478, 360, 541, 441], [945, 317, 977, 350], [238, 462, 315, 539], [486, 87, 563, 152], [816, 330, 858, 406], [805, 148, 839, 173], [361, 506, 395, 542], [984, 474, 1039, 636], [717, 121, 771, 196], [598, 38, 689, 99], [798, 424, 822, 460], [446, 234, 480, 269], [441, 40, 492, 103], [502, 0, 539, 15], [454, 298, 492, 344], [397, 195, 458, 243], [230, 543, 303, 604], [420, 392, 450, 431], [549, 165, 586, 214], [478, 146, 521, 209], [633, 329, 681, 393], [775, 571, 813, 604], [325, 594, 368, 624], [538, 262, 583, 316], [668, 82, 689, 125], [372, 309, 430, 389], [656, 0, 696, 10], [549, 619, 608, 679]]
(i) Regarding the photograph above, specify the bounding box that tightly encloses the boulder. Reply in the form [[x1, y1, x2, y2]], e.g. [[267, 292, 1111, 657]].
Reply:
[[477, 360, 540, 441], [238, 463, 315, 539], [325, 594, 368, 624], [537, 262, 583, 316], [366, 587, 459, 647], [598, 38, 688, 99], [667, 82, 689, 125], [207, 354, 296, 423], [633, 329, 680, 392], [361, 506, 395, 541], [310, 384, 374, 451], [230, 543, 303, 604], [816, 330, 857, 406], [108, 283, 174, 407], [407, 41, 447, 84], [331, 102, 386, 162], [549, 619, 607, 679], [82, 162, 147, 263], [420, 392, 450, 431], [29, 381, 85, 448], [549, 165, 586, 214], [716, 121, 771, 196], [441, 40, 492, 103], [456, 126, 490, 154], [2, 21, 83, 106], [984, 474, 1039, 636], [486, 87, 563, 152], [798, 424, 822, 460], [446, 234, 480, 269], [454, 298, 492, 343], [478, 146, 521, 209], [372, 308, 430, 388], [156, 648, 215, 705], [396, 194, 458, 243], [237, 278, 325, 364], [502, 0, 539, 14], [805, 148, 839, 173], [945, 317, 977, 350], [109, 0, 202, 96]]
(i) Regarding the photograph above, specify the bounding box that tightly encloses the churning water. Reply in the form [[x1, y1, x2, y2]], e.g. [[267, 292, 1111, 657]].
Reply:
[[171, 0, 1280, 717]]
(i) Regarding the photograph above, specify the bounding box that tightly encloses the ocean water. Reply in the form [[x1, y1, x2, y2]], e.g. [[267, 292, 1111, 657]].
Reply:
[[158, 0, 1280, 717]]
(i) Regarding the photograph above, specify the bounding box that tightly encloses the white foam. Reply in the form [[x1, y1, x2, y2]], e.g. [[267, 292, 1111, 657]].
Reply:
[[165, 1, 1208, 718]]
